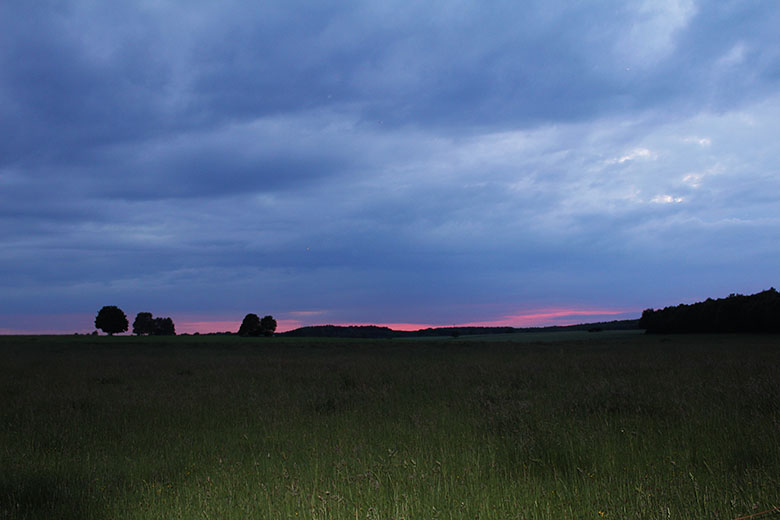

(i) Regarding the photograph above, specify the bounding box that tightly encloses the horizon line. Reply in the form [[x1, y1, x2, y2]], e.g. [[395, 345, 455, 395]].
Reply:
[[0, 308, 640, 335]]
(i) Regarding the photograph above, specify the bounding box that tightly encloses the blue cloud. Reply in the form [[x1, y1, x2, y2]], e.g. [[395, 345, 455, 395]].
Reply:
[[1, 1, 779, 330]]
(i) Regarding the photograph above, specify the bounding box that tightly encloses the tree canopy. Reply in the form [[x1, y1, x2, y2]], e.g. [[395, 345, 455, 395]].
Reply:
[[238, 313, 261, 336], [132, 312, 154, 335], [238, 313, 277, 336], [260, 315, 277, 336], [152, 317, 176, 336], [132, 312, 176, 336], [95, 306, 128, 335]]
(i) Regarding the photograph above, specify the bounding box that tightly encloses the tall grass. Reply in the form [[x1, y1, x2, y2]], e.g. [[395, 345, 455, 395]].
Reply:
[[1, 333, 778, 519]]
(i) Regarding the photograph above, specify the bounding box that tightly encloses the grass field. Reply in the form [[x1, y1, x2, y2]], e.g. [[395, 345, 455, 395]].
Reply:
[[1, 332, 779, 519]]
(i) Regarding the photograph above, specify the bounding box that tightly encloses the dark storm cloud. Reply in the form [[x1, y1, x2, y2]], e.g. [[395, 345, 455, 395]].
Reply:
[[0, 4, 171, 164], [2, 1, 780, 331], [5, 1, 778, 153]]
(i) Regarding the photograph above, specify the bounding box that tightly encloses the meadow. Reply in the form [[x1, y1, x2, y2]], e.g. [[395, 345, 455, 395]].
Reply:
[[1, 332, 778, 519]]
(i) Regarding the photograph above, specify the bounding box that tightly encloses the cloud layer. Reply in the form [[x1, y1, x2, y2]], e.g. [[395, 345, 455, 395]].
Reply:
[[2, 1, 779, 332]]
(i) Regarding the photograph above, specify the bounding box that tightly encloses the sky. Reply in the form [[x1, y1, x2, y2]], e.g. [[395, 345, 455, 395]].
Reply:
[[1, 1, 779, 334]]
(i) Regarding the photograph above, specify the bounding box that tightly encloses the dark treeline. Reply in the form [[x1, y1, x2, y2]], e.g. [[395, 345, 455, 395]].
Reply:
[[639, 288, 780, 334], [280, 319, 640, 339]]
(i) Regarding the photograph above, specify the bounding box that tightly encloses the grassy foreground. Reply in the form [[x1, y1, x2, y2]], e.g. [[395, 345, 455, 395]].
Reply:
[[1, 332, 779, 519]]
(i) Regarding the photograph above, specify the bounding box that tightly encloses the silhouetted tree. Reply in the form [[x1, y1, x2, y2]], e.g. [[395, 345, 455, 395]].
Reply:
[[238, 313, 261, 336], [260, 315, 277, 336], [95, 306, 128, 335], [640, 288, 780, 333], [132, 312, 154, 335], [152, 317, 176, 336]]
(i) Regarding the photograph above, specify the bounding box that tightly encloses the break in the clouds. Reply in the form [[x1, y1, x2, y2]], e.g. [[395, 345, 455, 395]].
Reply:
[[1, 1, 779, 333]]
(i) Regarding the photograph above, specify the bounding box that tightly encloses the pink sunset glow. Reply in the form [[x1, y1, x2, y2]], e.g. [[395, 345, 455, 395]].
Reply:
[[459, 308, 636, 328], [0, 308, 637, 336], [325, 308, 637, 332]]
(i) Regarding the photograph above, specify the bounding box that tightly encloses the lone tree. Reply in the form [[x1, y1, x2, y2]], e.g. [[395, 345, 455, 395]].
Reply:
[[132, 312, 154, 335], [260, 315, 277, 336], [238, 313, 261, 336], [95, 306, 128, 335]]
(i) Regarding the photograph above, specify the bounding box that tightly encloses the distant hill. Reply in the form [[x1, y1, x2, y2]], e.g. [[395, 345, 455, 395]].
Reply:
[[639, 288, 780, 334], [280, 319, 641, 339]]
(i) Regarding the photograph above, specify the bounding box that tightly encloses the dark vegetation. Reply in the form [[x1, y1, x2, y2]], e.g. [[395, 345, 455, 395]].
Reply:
[[237, 313, 277, 336], [93, 306, 638, 338], [131, 312, 175, 336], [94, 306, 128, 335], [1, 333, 779, 519], [280, 319, 640, 338], [95, 308, 275, 337], [92, 287, 779, 339], [640, 288, 780, 334]]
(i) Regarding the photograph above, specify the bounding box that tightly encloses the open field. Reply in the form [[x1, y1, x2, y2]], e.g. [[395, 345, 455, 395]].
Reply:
[[1, 332, 779, 519]]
